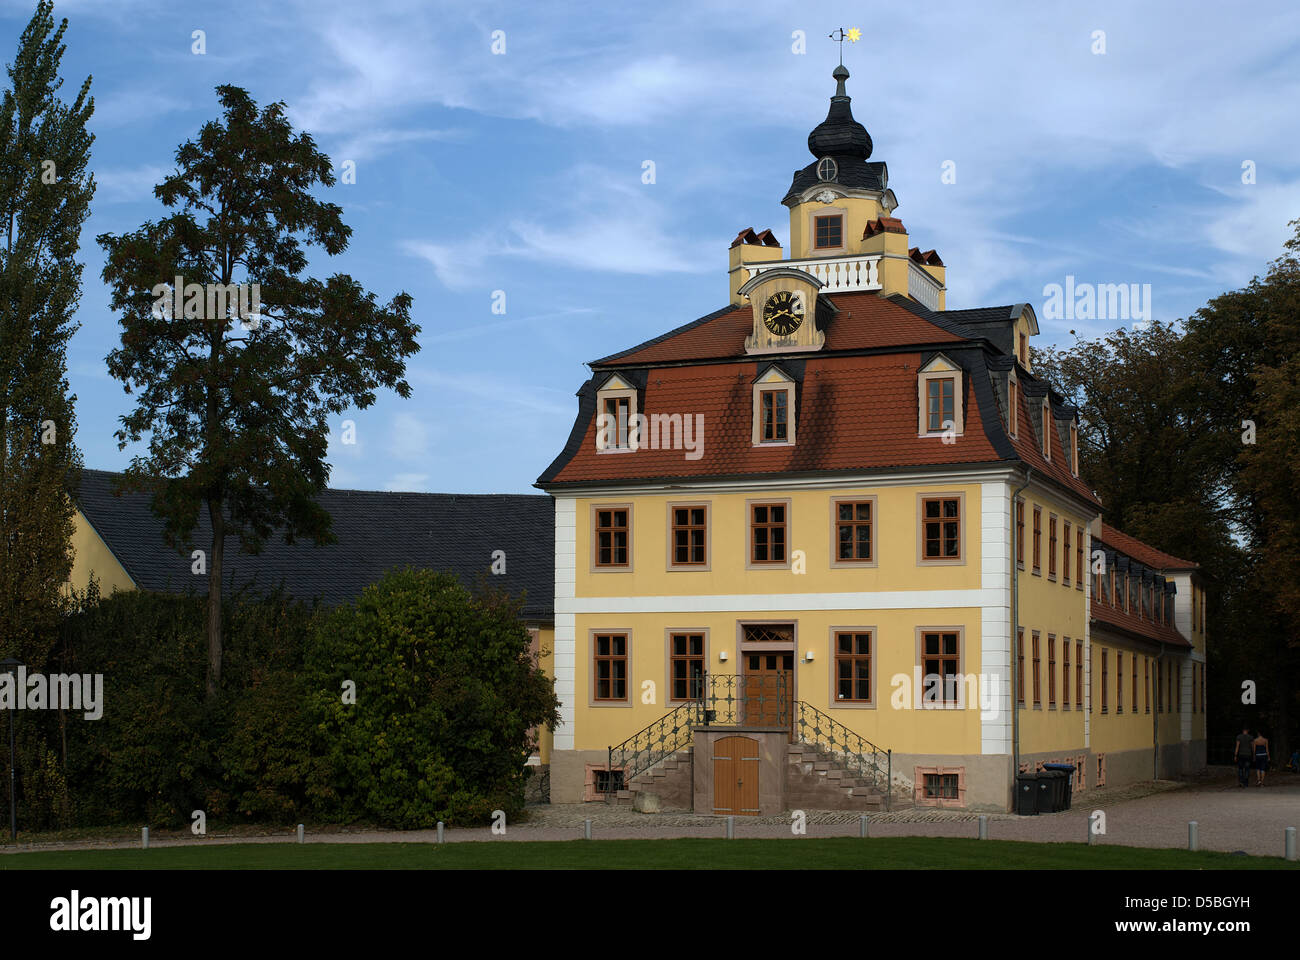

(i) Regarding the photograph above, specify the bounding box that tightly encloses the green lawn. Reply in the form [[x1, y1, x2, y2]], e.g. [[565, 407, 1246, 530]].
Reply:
[[2, 837, 1296, 870]]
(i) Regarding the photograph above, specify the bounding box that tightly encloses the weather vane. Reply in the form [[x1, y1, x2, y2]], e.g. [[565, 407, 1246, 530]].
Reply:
[[828, 27, 861, 65]]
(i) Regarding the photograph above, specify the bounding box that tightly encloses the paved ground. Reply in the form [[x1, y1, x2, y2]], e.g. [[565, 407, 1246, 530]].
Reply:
[[2, 769, 1296, 859]]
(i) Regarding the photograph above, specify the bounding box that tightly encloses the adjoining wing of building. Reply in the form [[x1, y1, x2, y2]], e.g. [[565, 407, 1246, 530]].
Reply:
[[534, 65, 1208, 812]]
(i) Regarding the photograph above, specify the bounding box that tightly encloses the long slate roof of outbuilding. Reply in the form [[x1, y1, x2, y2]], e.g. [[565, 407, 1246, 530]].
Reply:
[[74, 469, 554, 619]]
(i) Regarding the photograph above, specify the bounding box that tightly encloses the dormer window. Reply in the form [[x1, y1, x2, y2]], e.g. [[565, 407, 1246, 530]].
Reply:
[[1040, 398, 1052, 460], [1008, 375, 1019, 438], [751, 366, 796, 446], [1019, 332, 1028, 366], [595, 375, 638, 453], [917, 356, 963, 438], [1069, 422, 1079, 476], [814, 214, 843, 249]]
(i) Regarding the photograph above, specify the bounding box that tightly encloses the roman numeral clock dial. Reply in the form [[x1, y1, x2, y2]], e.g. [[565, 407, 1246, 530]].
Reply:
[[763, 290, 804, 337]]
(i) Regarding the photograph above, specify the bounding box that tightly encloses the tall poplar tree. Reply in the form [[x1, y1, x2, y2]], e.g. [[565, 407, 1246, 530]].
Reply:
[[98, 85, 419, 699], [0, 1, 93, 668]]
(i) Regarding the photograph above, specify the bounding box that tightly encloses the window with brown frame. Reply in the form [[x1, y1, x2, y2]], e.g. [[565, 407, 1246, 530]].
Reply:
[[601, 395, 631, 449], [1062, 639, 1070, 709], [1076, 530, 1084, 589], [1132, 654, 1138, 712], [1093, 562, 1102, 601], [814, 214, 843, 249], [1076, 640, 1083, 708], [1016, 628, 1025, 706], [835, 631, 872, 703], [925, 377, 956, 433], [593, 633, 628, 702], [670, 505, 707, 566], [669, 633, 705, 701], [1032, 631, 1041, 707], [1016, 499, 1025, 568], [1156, 658, 1163, 712], [1062, 522, 1071, 585], [1048, 634, 1056, 707], [921, 497, 961, 560], [1100, 648, 1108, 713], [1145, 657, 1150, 713], [760, 389, 788, 442], [923, 773, 960, 800], [1116, 651, 1124, 714], [1032, 507, 1042, 572], [751, 502, 787, 563], [1174, 662, 1180, 712], [1008, 378, 1019, 437], [921, 631, 961, 704], [835, 501, 873, 562], [1048, 517, 1057, 579], [1019, 332, 1028, 365], [1070, 423, 1079, 476], [1041, 399, 1052, 459], [594, 508, 629, 567]]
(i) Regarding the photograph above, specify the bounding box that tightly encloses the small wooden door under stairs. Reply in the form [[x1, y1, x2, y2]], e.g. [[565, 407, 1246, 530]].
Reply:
[[712, 735, 760, 815]]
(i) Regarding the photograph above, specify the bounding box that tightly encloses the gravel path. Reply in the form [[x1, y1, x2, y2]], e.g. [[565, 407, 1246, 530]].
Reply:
[[3, 770, 1296, 859]]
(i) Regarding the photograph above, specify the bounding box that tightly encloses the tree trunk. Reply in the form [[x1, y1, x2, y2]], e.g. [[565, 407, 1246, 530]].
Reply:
[[205, 498, 224, 699]]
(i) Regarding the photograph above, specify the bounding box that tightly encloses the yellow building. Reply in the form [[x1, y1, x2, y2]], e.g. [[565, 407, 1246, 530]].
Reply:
[[535, 65, 1205, 812]]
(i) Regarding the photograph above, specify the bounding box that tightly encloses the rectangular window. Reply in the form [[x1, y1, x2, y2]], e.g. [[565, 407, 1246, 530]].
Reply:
[[835, 631, 872, 703], [1009, 379, 1019, 437], [1116, 652, 1124, 714], [921, 632, 961, 704], [602, 396, 630, 449], [1016, 499, 1025, 568], [1016, 628, 1025, 706], [921, 497, 961, 560], [1032, 631, 1041, 707], [1019, 332, 1027, 365], [1062, 639, 1070, 709], [926, 378, 955, 433], [592, 768, 625, 795], [1032, 507, 1042, 572], [1048, 634, 1056, 707], [1076, 640, 1083, 708], [594, 508, 630, 567], [751, 502, 787, 564], [814, 214, 843, 249], [1048, 516, 1057, 579], [760, 389, 788, 442], [593, 633, 628, 702], [1132, 653, 1139, 713], [1101, 649, 1108, 713], [1156, 658, 1163, 712], [923, 773, 960, 800], [669, 633, 705, 701], [1076, 530, 1085, 589], [1062, 522, 1071, 585], [834, 500, 873, 562], [1145, 657, 1150, 713], [670, 505, 707, 566]]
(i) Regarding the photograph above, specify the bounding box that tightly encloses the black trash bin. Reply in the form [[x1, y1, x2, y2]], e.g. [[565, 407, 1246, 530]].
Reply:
[[1036, 770, 1062, 813], [1015, 773, 1038, 815], [1041, 763, 1076, 810]]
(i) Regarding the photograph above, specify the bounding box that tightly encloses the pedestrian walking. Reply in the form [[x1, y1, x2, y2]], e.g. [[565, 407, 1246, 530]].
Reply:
[[1234, 726, 1254, 787], [1252, 730, 1270, 787]]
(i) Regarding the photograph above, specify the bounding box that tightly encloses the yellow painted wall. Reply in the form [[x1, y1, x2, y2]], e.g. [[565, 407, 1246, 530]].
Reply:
[[787, 196, 887, 260], [65, 508, 135, 598], [1087, 641, 1160, 754]]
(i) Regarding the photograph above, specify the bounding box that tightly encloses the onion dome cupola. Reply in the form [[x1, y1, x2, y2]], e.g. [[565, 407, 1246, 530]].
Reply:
[[782, 65, 895, 213]]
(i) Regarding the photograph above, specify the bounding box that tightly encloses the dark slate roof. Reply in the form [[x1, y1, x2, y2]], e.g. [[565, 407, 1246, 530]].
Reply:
[[74, 469, 554, 620]]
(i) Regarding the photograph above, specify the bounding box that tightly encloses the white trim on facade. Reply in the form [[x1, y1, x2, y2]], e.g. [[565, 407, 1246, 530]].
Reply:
[[980, 481, 1012, 754], [553, 497, 577, 751], [557, 588, 995, 615]]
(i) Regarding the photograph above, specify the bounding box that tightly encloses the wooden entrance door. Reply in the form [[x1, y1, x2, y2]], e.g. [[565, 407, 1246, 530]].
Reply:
[[743, 651, 793, 729], [712, 735, 760, 816]]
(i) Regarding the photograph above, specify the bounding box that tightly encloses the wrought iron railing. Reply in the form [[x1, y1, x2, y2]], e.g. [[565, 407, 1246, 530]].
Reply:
[[793, 701, 893, 811], [605, 672, 790, 799]]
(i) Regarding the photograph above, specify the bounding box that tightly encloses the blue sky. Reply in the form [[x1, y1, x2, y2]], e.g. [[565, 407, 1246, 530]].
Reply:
[[5, 0, 1299, 494]]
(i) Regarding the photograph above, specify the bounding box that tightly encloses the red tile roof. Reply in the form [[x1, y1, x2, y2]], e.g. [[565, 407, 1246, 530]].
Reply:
[[1097, 523, 1198, 571], [1091, 587, 1191, 648]]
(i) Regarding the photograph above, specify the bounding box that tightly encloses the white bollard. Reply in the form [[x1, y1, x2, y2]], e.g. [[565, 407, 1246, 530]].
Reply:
[[297, 823, 304, 844], [1286, 827, 1296, 862], [141, 826, 149, 850], [1188, 821, 1198, 852], [978, 815, 989, 840], [436, 821, 444, 844], [726, 815, 735, 839], [584, 818, 592, 841], [859, 814, 868, 838]]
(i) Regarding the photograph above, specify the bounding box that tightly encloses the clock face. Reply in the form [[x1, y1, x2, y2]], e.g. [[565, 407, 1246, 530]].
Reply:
[[763, 290, 804, 337]]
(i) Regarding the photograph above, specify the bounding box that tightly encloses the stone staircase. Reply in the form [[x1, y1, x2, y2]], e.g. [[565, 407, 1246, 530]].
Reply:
[[786, 741, 895, 811], [615, 748, 694, 811]]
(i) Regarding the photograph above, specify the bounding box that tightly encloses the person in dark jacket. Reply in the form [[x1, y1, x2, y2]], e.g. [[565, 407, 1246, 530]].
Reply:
[[1234, 726, 1254, 787]]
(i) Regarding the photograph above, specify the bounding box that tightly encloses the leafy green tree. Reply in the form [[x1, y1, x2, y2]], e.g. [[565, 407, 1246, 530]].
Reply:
[[0, 1, 93, 669], [97, 86, 419, 699], [306, 569, 560, 828]]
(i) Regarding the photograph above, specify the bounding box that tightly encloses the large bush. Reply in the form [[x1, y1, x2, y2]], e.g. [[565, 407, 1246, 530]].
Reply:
[[305, 568, 559, 828]]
